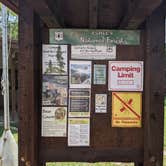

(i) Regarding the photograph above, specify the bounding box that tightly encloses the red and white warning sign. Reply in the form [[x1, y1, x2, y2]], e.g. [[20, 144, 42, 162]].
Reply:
[[108, 61, 143, 91]]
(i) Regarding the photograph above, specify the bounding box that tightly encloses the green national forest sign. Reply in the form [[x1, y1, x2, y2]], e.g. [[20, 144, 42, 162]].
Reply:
[[49, 29, 140, 45]]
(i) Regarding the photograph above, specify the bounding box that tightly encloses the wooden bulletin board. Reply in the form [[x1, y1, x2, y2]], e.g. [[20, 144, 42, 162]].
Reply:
[[18, 1, 165, 165], [40, 29, 144, 162]]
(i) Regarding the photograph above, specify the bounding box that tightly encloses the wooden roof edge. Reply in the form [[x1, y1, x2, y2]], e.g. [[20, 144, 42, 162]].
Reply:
[[26, 0, 62, 28], [119, 0, 163, 29], [0, 0, 18, 14]]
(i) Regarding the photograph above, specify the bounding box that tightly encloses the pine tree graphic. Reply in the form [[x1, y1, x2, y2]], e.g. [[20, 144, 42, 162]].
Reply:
[[48, 60, 53, 73], [56, 46, 65, 73]]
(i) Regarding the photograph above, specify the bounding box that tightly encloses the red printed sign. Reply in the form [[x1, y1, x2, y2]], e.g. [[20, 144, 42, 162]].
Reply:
[[108, 61, 143, 91]]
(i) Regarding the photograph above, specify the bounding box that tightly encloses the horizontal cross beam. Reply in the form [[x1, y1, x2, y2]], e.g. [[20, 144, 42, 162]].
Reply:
[[119, 0, 162, 29], [0, 0, 18, 14], [26, 0, 62, 27]]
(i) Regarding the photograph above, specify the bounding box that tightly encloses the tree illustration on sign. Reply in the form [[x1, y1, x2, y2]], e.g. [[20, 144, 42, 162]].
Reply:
[[48, 60, 53, 73], [56, 45, 65, 74]]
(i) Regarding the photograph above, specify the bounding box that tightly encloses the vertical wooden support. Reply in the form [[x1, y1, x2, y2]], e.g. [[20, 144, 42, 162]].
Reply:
[[11, 53, 17, 121], [144, 5, 165, 166], [19, 0, 41, 165], [134, 162, 143, 166], [42, 24, 49, 43], [89, 0, 98, 28], [40, 162, 46, 166]]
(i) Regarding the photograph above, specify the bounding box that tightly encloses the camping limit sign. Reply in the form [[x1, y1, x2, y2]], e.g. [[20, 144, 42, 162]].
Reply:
[[112, 92, 142, 127], [108, 61, 143, 91]]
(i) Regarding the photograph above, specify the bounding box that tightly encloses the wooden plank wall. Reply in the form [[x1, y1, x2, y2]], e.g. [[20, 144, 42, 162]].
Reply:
[[39, 42, 144, 163]]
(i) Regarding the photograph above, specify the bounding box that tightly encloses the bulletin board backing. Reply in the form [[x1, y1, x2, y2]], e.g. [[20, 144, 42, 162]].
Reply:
[[40, 31, 144, 162]]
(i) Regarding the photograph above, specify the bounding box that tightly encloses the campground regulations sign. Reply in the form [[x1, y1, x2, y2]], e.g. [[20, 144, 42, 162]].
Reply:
[[108, 61, 144, 91], [112, 92, 142, 127], [49, 29, 140, 45]]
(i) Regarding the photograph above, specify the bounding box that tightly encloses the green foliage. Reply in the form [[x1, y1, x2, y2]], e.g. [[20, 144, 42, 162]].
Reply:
[[164, 103, 166, 149], [0, 123, 18, 142], [0, 3, 18, 40], [164, 156, 166, 166]]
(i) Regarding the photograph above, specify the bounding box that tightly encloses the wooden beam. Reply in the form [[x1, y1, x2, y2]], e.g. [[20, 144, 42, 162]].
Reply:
[[144, 4, 164, 166], [19, 0, 41, 165], [46, 0, 65, 27], [134, 162, 143, 166], [0, 0, 18, 14], [89, 0, 98, 28], [10, 52, 17, 121], [25, 0, 61, 27], [119, 0, 162, 29]]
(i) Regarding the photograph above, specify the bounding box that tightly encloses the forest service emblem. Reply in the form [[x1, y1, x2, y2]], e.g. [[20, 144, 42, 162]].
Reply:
[[54, 32, 63, 41]]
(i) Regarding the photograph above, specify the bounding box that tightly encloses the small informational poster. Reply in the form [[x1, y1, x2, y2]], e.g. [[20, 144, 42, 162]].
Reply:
[[42, 107, 67, 137], [112, 92, 142, 127], [42, 75, 68, 106], [95, 94, 107, 113], [70, 61, 91, 88], [93, 64, 106, 84], [108, 61, 143, 91], [42, 44, 68, 75], [71, 45, 116, 60], [69, 89, 90, 117], [68, 118, 90, 146]]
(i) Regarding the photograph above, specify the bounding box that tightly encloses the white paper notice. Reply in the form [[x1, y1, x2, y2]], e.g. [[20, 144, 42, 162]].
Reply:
[[42, 44, 68, 75], [42, 107, 67, 137], [95, 94, 107, 113], [108, 61, 143, 91], [71, 45, 116, 60], [68, 118, 90, 146]]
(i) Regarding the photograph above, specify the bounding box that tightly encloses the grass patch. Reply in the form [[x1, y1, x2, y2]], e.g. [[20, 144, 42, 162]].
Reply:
[[164, 105, 166, 149], [164, 97, 166, 150], [46, 163, 134, 166], [0, 123, 18, 142], [164, 155, 166, 166]]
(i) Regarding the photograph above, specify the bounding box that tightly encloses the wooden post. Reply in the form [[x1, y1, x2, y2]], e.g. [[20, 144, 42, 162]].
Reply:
[[11, 53, 17, 121], [18, 0, 41, 165], [144, 4, 165, 166], [134, 162, 143, 166], [89, 0, 98, 28]]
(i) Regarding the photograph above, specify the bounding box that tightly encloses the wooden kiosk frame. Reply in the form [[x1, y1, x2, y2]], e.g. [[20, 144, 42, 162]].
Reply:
[[2, 0, 166, 165]]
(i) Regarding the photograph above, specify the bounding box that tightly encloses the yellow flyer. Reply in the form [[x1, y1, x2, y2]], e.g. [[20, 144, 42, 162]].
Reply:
[[112, 92, 142, 127]]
